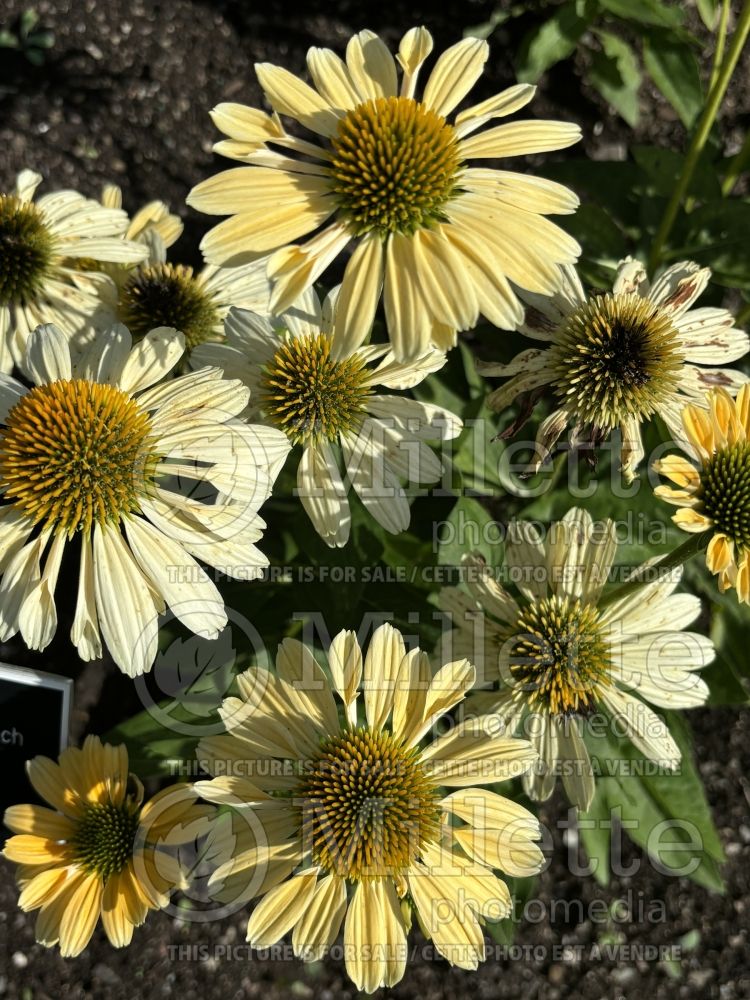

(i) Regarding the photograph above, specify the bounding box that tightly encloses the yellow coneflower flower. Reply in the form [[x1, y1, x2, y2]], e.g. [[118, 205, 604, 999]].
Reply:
[[479, 258, 748, 481], [195, 625, 542, 992], [3, 735, 213, 956], [0, 170, 147, 374], [187, 26, 581, 360], [440, 507, 712, 810], [0, 322, 290, 675], [655, 384, 750, 603]]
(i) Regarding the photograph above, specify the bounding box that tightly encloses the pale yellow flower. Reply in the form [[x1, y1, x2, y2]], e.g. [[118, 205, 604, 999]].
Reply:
[[99, 184, 272, 353], [193, 287, 462, 546], [440, 507, 712, 810], [3, 735, 212, 956], [187, 26, 581, 359], [196, 625, 542, 992], [0, 323, 290, 675], [100, 182, 184, 251], [480, 258, 748, 481], [0, 170, 147, 373], [655, 384, 750, 603]]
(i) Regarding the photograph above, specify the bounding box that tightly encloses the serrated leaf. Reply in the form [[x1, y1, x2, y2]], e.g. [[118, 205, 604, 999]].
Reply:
[[589, 29, 642, 126], [643, 33, 703, 127]]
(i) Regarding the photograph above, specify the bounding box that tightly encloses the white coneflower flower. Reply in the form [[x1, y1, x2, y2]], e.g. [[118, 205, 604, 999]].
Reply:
[[196, 625, 542, 992], [193, 286, 462, 546], [440, 507, 712, 810], [655, 384, 750, 603], [187, 26, 581, 359], [0, 322, 290, 675], [0, 169, 147, 373], [479, 259, 749, 481]]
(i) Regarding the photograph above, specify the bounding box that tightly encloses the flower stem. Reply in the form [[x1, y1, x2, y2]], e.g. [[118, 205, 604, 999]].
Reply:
[[648, 0, 750, 273], [600, 531, 712, 609], [709, 0, 731, 93]]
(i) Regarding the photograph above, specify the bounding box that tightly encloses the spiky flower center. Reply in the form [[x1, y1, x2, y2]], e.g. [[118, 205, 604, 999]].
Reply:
[[508, 595, 611, 716], [329, 96, 461, 237], [120, 263, 220, 349], [296, 727, 441, 880], [548, 293, 683, 429], [701, 441, 750, 551], [0, 194, 55, 306], [71, 802, 140, 880], [0, 379, 155, 536], [260, 333, 370, 443]]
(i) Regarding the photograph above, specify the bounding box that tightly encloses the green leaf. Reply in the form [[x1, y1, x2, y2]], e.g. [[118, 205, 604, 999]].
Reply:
[[436, 496, 499, 568], [597, 0, 684, 28], [578, 783, 613, 885], [589, 29, 642, 127], [632, 144, 721, 201], [582, 712, 725, 891], [674, 198, 750, 288], [19, 9, 39, 36], [450, 398, 509, 495], [559, 202, 627, 275], [696, 0, 719, 29], [706, 599, 750, 704], [488, 873, 539, 945], [28, 30, 54, 49], [464, 8, 513, 40], [643, 32, 703, 127], [516, 0, 593, 83]]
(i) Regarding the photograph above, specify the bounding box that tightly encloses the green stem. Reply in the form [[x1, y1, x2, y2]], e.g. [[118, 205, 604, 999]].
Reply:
[[709, 0, 731, 93], [599, 531, 712, 610], [722, 127, 750, 196], [648, 0, 750, 273]]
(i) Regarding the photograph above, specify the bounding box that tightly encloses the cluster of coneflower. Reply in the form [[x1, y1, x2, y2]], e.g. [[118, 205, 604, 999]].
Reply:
[[0, 25, 747, 993]]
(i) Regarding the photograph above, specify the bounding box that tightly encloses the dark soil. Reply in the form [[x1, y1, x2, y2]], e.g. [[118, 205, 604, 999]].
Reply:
[[1, 0, 750, 998]]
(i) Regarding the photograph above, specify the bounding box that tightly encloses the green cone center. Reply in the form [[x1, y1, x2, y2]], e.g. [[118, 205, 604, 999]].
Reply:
[[508, 595, 611, 716], [0, 194, 54, 306], [71, 802, 141, 879], [260, 332, 370, 443], [701, 441, 750, 551]]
